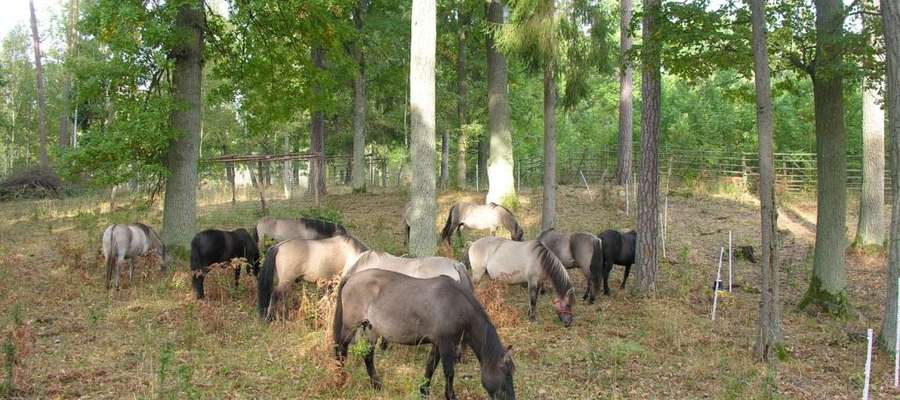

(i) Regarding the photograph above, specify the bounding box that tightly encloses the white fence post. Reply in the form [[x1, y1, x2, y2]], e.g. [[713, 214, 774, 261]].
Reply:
[[711, 247, 724, 321], [863, 328, 873, 400]]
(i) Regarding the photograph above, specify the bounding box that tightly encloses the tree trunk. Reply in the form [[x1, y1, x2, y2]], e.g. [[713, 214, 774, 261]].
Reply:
[[541, 62, 557, 231], [615, 0, 633, 186], [635, 0, 661, 295], [59, 0, 79, 150], [351, 0, 367, 193], [309, 47, 327, 198], [485, 0, 516, 205], [440, 128, 449, 187], [161, 0, 204, 252], [456, 7, 469, 188], [29, 0, 48, 168], [880, 0, 899, 353], [283, 133, 293, 199], [749, 0, 782, 363], [408, 0, 437, 257], [855, 0, 885, 248], [800, 0, 849, 315]]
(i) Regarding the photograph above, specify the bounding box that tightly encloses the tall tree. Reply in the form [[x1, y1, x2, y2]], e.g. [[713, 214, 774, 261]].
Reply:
[[749, 0, 782, 362], [28, 0, 48, 168], [485, 0, 516, 206], [635, 0, 661, 294], [309, 47, 327, 198], [542, 54, 558, 231], [855, 0, 885, 248], [408, 0, 437, 257], [283, 133, 293, 199], [351, 0, 367, 193], [456, 4, 468, 188], [799, 0, 850, 314], [59, 0, 79, 149], [440, 128, 450, 187], [161, 0, 204, 251], [616, 0, 633, 186], [880, 0, 899, 353]]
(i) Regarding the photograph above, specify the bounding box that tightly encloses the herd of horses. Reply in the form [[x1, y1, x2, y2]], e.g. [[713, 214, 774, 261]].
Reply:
[[100, 202, 636, 400]]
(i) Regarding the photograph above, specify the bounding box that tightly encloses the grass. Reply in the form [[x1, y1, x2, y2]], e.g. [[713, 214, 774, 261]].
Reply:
[[0, 184, 898, 398]]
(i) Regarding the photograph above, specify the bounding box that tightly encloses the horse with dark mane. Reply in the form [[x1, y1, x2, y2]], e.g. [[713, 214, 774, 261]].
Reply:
[[537, 229, 604, 303], [334, 269, 516, 400], [597, 229, 636, 295], [440, 202, 524, 245], [190, 228, 260, 299], [102, 223, 168, 289], [257, 233, 368, 321], [468, 237, 575, 326], [254, 217, 346, 250]]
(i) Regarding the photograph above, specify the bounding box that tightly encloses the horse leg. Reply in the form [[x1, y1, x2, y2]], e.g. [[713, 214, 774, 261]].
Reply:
[[439, 340, 458, 400], [419, 344, 441, 397], [602, 261, 612, 296], [363, 330, 382, 390], [128, 259, 135, 282], [621, 263, 632, 289], [191, 270, 206, 299], [114, 258, 123, 290], [233, 264, 241, 288], [583, 267, 596, 304], [527, 281, 540, 322]]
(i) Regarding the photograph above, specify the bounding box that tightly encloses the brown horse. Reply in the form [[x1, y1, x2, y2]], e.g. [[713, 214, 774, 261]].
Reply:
[[334, 269, 516, 400], [256, 233, 368, 320]]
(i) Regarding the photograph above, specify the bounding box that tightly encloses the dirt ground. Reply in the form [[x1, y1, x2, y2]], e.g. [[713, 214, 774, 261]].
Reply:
[[0, 183, 898, 399]]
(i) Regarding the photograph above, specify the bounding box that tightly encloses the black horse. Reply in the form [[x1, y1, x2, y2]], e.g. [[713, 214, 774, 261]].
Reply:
[[190, 228, 260, 299], [597, 229, 636, 295]]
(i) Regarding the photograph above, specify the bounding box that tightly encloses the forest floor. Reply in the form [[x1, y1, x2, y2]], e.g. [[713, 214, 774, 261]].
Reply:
[[0, 182, 898, 399]]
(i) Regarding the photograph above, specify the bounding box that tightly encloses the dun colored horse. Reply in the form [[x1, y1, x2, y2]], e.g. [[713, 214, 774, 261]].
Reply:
[[101, 223, 167, 289], [537, 229, 604, 303], [256, 233, 369, 320], [344, 250, 474, 293], [334, 269, 516, 400], [440, 202, 524, 245], [467, 237, 575, 326], [254, 217, 346, 250]]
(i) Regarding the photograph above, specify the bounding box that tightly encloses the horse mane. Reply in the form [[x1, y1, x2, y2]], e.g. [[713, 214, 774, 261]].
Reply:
[[536, 228, 556, 241], [456, 282, 508, 366], [338, 232, 369, 253], [299, 218, 345, 236], [532, 241, 573, 299]]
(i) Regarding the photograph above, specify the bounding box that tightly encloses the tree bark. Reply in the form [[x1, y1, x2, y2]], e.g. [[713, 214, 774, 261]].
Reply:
[[351, 0, 367, 193], [635, 0, 661, 295], [161, 0, 204, 252], [309, 47, 327, 197], [541, 62, 557, 231], [485, 0, 516, 205], [283, 133, 293, 199], [29, 0, 48, 168], [800, 0, 849, 315], [59, 0, 78, 150], [749, 0, 782, 363], [440, 128, 450, 187], [855, 0, 885, 247], [880, 0, 899, 353], [616, 0, 633, 186], [408, 0, 437, 257], [456, 6, 468, 188]]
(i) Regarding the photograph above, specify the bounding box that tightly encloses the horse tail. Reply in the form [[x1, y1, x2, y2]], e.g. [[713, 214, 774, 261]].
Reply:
[[189, 236, 205, 299], [440, 204, 459, 244], [332, 274, 350, 348], [105, 225, 117, 288], [589, 236, 604, 287], [256, 244, 280, 319]]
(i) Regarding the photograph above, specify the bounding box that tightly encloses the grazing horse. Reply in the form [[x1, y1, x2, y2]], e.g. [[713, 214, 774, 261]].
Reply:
[[344, 250, 474, 293], [257, 233, 369, 320], [440, 202, 524, 245], [334, 269, 516, 400], [190, 228, 260, 299], [101, 223, 167, 289], [254, 217, 346, 250], [597, 229, 636, 295], [537, 229, 604, 304], [467, 237, 575, 326]]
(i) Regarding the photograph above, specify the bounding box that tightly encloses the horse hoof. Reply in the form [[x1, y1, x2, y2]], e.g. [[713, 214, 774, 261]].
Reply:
[[372, 381, 383, 391]]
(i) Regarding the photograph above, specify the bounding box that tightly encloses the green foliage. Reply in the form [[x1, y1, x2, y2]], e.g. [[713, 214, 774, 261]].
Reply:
[[299, 207, 346, 226], [797, 274, 850, 317], [348, 334, 370, 358]]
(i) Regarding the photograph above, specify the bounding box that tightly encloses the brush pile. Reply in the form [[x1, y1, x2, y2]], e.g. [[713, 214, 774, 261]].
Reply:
[[0, 166, 61, 200]]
